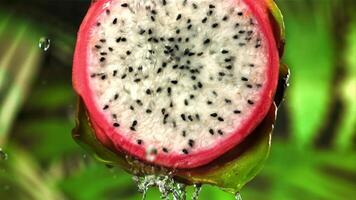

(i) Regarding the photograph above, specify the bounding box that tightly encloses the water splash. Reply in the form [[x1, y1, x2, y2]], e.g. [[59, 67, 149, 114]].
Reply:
[[38, 37, 51, 51], [191, 184, 202, 200], [235, 192, 242, 200], [0, 148, 8, 161], [133, 175, 188, 200]]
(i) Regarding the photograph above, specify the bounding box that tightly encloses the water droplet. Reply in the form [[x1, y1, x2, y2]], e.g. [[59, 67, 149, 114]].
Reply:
[[38, 37, 51, 51], [192, 184, 202, 200], [0, 148, 8, 161], [235, 192, 242, 200]]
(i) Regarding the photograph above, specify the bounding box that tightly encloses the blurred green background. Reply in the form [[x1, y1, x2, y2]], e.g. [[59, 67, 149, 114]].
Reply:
[[0, 0, 355, 199]]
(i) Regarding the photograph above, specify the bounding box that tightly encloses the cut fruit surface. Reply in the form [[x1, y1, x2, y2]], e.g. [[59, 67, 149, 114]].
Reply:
[[73, 0, 279, 168]]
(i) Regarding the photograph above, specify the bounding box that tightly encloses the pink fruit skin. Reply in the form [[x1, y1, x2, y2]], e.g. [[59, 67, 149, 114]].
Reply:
[[72, 0, 279, 169]]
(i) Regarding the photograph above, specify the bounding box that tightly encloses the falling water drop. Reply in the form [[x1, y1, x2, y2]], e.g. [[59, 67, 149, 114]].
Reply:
[[191, 184, 202, 200], [235, 192, 242, 200], [38, 37, 51, 51]]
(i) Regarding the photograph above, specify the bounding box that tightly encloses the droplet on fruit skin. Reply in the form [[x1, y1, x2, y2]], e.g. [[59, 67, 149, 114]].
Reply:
[[38, 37, 51, 51]]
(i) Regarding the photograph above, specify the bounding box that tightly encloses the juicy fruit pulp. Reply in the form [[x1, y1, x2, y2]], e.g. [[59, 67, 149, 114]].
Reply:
[[73, 0, 279, 168]]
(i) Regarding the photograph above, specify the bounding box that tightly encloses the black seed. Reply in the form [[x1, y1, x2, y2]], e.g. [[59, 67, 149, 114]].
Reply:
[[100, 57, 106, 62], [226, 65, 233, 70], [162, 148, 168, 153], [176, 29, 180, 34], [188, 115, 193, 121], [197, 52, 204, 56], [136, 100, 143, 106], [248, 100, 254, 105], [130, 105, 135, 110], [90, 74, 96, 78], [139, 29, 145, 35], [172, 64, 178, 69], [114, 93, 119, 100], [182, 149, 189, 154], [146, 89, 152, 95], [210, 113, 218, 117], [249, 64, 255, 67], [168, 37, 175, 42], [209, 129, 215, 135], [95, 45, 101, 49], [170, 101, 174, 107], [203, 39, 210, 44], [137, 139, 143, 145], [225, 58, 232, 62], [112, 18, 117, 24], [192, 3, 198, 9], [130, 127, 136, 131], [202, 17, 208, 23], [209, 4, 215, 9], [96, 22, 101, 26], [182, 130, 187, 137], [195, 114, 200, 120], [181, 114, 186, 121], [256, 84, 262, 88], [100, 52, 107, 56], [207, 101, 213, 105], [255, 44, 261, 48], [126, 51, 131, 55], [121, 3, 128, 7], [161, 108, 166, 115], [241, 77, 248, 81], [225, 99, 232, 104], [239, 30, 246, 34], [128, 66, 133, 72], [187, 19, 191, 23], [190, 94, 195, 99], [188, 139, 195, 147], [108, 47, 113, 52], [151, 16, 155, 21], [132, 120, 138, 127], [184, 99, 189, 106], [112, 114, 117, 119], [219, 72, 226, 76], [113, 123, 120, 127], [106, 9, 110, 15], [156, 87, 162, 93], [171, 80, 178, 84], [162, 0, 167, 6], [146, 109, 152, 114], [134, 78, 141, 83], [138, 66, 143, 71], [99, 39, 106, 43], [222, 16, 229, 21], [151, 10, 157, 15], [235, 23, 240, 27], [167, 87, 172, 96], [221, 50, 229, 54], [239, 43, 246, 46], [116, 37, 121, 42], [207, 10, 213, 16], [187, 24, 193, 30], [121, 74, 127, 79], [217, 117, 224, 122], [197, 82, 203, 88], [176, 14, 182, 20], [121, 37, 127, 42], [218, 130, 224, 135], [234, 110, 241, 114], [212, 23, 219, 28], [103, 105, 109, 110], [246, 84, 253, 88], [237, 12, 243, 16], [148, 29, 153, 35], [101, 75, 106, 80]]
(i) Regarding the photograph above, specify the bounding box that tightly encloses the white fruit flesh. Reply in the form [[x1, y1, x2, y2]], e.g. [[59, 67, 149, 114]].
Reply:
[[87, 0, 268, 155]]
